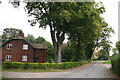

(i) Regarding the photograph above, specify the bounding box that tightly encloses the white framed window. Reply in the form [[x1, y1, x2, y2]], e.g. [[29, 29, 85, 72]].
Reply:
[[6, 55, 11, 61], [23, 45, 28, 50], [22, 55, 27, 61], [7, 44, 12, 49]]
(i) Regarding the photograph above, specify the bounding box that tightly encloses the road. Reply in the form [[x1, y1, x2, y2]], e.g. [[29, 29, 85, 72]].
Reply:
[[2, 62, 118, 79]]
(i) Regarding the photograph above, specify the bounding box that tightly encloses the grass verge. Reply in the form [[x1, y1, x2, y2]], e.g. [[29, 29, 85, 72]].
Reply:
[[103, 60, 111, 64], [3, 68, 63, 72]]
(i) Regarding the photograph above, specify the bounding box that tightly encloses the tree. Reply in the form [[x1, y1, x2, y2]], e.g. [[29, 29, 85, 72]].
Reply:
[[44, 41, 54, 63], [98, 40, 111, 60], [36, 37, 46, 43], [61, 43, 73, 62], [67, 2, 106, 61], [112, 48, 118, 54], [25, 2, 73, 63], [116, 41, 120, 53], [2, 28, 21, 43], [24, 34, 36, 43]]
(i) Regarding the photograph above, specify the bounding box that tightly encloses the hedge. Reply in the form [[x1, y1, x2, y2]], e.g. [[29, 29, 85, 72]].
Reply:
[[111, 54, 120, 76], [3, 61, 89, 70], [111, 41, 120, 76]]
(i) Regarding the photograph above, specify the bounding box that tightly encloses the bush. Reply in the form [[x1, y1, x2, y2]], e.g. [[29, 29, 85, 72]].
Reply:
[[111, 41, 120, 76], [3, 61, 89, 70], [116, 41, 120, 52], [111, 54, 120, 76], [3, 62, 24, 69]]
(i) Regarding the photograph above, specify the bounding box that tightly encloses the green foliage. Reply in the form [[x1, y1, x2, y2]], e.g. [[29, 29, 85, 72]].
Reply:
[[24, 34, 36, 43], [3, 61, 89, 70], [61, 43, 73, 62], [111, 54, 120, 76], [2, 28, 20, 43], [45, 41, 54, 62], [110, 41, 120, 76], [116, 41, 120, 53], [103, 60, 111, 64], [112, 48, 118, 54], [3, 62, 25, 69], [66, 2, 114, 61], [36, 37, 46, 43]]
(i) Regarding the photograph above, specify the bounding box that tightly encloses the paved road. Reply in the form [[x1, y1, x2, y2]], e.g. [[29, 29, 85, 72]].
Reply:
[[2, 62, 118, 79]]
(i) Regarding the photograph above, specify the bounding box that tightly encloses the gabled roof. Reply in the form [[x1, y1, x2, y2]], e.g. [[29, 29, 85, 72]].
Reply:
[[1, 37, 47, 49]]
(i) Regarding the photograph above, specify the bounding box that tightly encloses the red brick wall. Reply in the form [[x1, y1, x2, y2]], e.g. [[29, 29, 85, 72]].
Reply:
[[35, 49, 46, 63], [2, 39, 34, 63]]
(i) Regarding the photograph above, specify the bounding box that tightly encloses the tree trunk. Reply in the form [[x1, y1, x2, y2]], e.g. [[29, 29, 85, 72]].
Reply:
[[55, 45, 61, 63], [50, 26, 64, 63]]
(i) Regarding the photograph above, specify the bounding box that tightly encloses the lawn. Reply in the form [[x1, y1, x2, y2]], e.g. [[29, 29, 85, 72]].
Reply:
[[103, 60, 111, 64]]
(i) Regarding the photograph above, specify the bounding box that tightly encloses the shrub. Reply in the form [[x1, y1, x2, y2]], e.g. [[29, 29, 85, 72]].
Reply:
[[3, 61, 89, 70], [116, 41, 120, 53], [3, 62, 24, 69], [111, 54, 120, 76], [111, 41, 120, 76]]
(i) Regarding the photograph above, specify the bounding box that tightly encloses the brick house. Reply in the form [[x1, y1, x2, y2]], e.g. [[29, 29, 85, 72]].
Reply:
[[1, 30, 47, 63]]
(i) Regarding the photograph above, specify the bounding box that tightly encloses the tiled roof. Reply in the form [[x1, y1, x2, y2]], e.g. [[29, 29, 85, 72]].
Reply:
[[29, 43, 47, 49]]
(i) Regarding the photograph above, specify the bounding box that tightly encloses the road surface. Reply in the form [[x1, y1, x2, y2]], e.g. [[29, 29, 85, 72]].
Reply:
[[2, 62, 118, 79]]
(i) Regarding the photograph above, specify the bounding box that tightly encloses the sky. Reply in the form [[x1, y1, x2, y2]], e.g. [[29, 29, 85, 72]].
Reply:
[[0, 0, 119, 55]]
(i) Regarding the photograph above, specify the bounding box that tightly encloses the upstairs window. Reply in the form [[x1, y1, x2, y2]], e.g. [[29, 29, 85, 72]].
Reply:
[[6, 55, 11, 61], [22, 55, 27, 61], [7, 44, 12, 49], [23, 44, 28, 50]]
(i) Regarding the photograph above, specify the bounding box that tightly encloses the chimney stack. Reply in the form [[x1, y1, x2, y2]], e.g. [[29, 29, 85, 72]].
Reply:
[[18, 30, 24, 38]]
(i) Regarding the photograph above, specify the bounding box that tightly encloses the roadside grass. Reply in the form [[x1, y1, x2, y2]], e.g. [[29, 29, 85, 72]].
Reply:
[[103, 60, 111, 64], [1, 78, 13, 80], [3, 68, 64, 72]]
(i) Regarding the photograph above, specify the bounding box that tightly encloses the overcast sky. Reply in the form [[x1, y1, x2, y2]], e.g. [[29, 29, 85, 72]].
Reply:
[[0, 0, 119, 51]]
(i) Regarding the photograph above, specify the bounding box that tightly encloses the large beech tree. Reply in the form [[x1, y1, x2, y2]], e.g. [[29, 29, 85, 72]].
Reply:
[[25, 2, 73, 63]]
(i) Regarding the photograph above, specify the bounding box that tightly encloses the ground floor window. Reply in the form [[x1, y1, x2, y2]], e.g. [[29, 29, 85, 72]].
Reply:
[[22, 55, 27, 61], [6, 55, 11, 61]]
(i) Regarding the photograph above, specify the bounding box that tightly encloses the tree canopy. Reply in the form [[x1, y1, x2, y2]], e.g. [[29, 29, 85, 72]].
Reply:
[[2, 28, 20, 43]]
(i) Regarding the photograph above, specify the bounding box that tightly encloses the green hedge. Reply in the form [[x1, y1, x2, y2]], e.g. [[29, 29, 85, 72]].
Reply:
[[111, 54, 120, 76], [111, 41, 120, 76], [3, 61, 89, 70]]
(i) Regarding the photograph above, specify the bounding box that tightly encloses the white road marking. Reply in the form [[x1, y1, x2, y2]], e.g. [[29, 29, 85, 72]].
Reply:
[[104, 64, 111, 69]]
